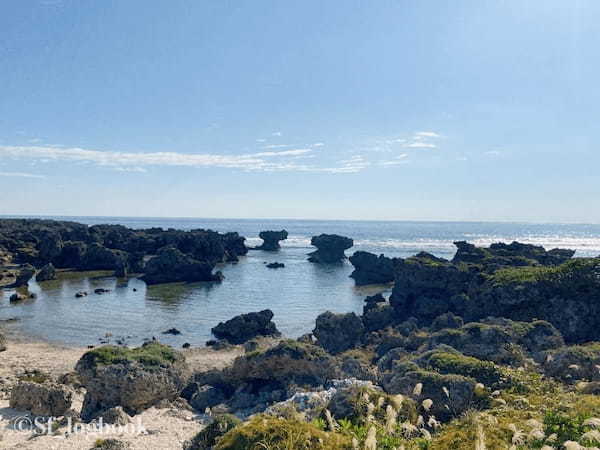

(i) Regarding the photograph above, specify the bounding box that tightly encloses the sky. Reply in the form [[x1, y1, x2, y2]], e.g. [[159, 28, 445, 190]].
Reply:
[[1, 0, 599, 222]]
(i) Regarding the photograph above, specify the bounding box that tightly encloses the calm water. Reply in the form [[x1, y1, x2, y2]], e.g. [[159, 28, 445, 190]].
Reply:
[[2, 217, 600, 348]]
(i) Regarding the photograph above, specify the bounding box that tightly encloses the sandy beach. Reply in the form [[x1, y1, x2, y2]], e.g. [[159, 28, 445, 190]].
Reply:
[[0, 330, 245, 450]]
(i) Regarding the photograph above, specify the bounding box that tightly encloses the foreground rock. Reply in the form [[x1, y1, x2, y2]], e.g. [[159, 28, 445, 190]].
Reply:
[[307, 234, 353, 263], [349, 251, 397, 285], [313, 311, 364, 354], [10, 381, 73, 416], [256, 230, 288, 251], [141, 246, 223, 285], [75, 342, 189, 420], [211, 309, 280, 344]]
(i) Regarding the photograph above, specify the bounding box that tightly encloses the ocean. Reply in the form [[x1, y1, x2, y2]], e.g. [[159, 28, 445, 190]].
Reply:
[[2, 217, 600, 348]]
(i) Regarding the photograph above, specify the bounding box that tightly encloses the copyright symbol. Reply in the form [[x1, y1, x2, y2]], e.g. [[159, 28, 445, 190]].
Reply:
[[11, 415, 33, 432]]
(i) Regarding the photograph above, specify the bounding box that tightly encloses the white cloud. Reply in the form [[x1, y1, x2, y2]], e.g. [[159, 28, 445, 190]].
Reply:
[[0, 171, 45, 179], [403, 142, 437, 149], [0, 145, 369, 174], [415, 131, 440, 138], [262, 144, 292, 149], [312, 142, 325, 147], [271, 131, 282, 137]]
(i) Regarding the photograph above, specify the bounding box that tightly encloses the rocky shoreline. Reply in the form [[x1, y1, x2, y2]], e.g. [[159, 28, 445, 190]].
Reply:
[[3, 218, 600, 449]]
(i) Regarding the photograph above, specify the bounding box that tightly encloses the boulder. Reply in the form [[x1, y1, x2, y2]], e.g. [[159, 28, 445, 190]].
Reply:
[[313, 311, 364, 354], [183, 414, 241, 450], [10, 264, 35, 288], [9, 292, 28, 303], [10, 381, 73, 416], [36, 263, 56, 281], [141, 246, 222, 285], [349, 251, 397, 285], [266, 262, 285, 269], [211, 309, 280, 344], [543, 343, 600, 383], [75, 342, 190, 420], [308, 234, 353, 263], [383, 369, 483, 422], [188, 385, 227, 412], [91, 406, 131, 425], [256, 230, 288, 251]]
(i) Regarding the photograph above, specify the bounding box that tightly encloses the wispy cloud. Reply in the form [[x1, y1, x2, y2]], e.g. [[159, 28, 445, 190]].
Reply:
[[403, 142, 437, 148], [114, 166, 147, 173], [415, 131, 440, 138], [0, 171, 46, 179]]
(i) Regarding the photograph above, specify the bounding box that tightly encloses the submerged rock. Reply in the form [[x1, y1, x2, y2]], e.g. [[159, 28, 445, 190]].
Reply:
[[307, 234, 353, 263], [36, 262, 57, 281], [313, 311, 364, 354], [10, 381, 73, 416], [211, 309, 280, 344], [256, 230, 288, 251], [75, 342, 189, 420], [266, 262, 285, 269]]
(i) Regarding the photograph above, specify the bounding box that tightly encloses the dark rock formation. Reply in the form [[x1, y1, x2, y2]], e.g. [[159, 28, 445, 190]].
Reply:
[[211, 309, 280, 344], [141, 247, 222, 285], [10, 264, 35, 288], [255, 230, 288, 251], [313, 311, 364, 354], [163, 328, 182, 335], [266, 262, 285, 269], [188, 384, 227, 412], [10, 381, 73, 416], [75, 342, 190, 420], [543, 343, 600, 383], [308, 234, 353, 263], [36, 262, 57, 281], [349, 251, 397, 285]]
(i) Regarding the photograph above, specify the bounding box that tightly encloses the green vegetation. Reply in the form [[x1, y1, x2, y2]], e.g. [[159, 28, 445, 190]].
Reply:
[[489, 257, 600, 286], [17, 369, 51, 384], [83, 342, 179, 367], [424, 351, 504, 386], [215, 416, 352, 449]]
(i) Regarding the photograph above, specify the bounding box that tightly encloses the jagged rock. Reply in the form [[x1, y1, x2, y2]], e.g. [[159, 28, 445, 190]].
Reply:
[[183, 414, 241, 450], [223, 340, 339, 392], [350, 251, 397, 285], [141, 246, 222, 285], [431, 312, 464, 332], [94, 288, 110, 295], [36, 262, 57, 281], [91, 406, 131, 425], [383, 369, 483, 422], [363, 293, 387, 313], [543, 343, 600, 383], [363, 303, 396, 332], [266, 262, 285, 269], [188, 385, 227, 412], [10, 264, 35, 288], [75, 342, 190, 420], [211, 309, 280, 344], [10, 381, 73, 416], [80, 243, 126, 271], [313, 311, 364, 354], [308, 234, 353, 263], [256, 230, 288, 251]]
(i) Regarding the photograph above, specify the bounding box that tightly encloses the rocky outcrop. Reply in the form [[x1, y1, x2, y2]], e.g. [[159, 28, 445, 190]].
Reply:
[[141, 247, 222, 285], [80, 243, 126, 271], [10, 381, 73, 416], [211, 309, 280, 344], [36, 262, 57, 281], [307, 234, 353, 263], [349, 251, 397, 285], [452, 240, 575, 267], [543, 343, 600, 383], [390, 253, 600, 343], [10, 264, 35, 288], [256, 230, 288, 251], [313, 311, 364, 354], [75, 342, 189, 420]]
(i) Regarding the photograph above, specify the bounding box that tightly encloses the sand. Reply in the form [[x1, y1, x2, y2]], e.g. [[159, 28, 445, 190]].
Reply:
[[0, 331, 247, 450]]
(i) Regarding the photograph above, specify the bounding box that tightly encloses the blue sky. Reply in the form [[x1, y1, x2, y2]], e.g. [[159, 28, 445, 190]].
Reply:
[[1, 0, 599, 222]]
